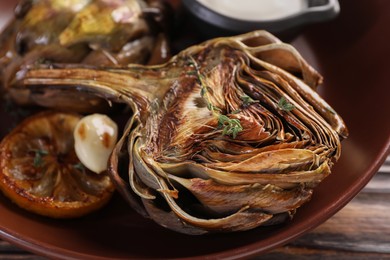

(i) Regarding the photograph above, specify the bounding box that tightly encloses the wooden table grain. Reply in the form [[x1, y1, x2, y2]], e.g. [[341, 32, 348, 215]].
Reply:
[[0, 156, 389, 259]]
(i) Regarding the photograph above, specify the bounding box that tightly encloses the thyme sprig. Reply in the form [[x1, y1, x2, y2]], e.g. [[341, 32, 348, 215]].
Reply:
[[218, 115, 243, 139], [240, 94, 259, 106], [32, 149, 49, 167], [188, 56, 243, 139]]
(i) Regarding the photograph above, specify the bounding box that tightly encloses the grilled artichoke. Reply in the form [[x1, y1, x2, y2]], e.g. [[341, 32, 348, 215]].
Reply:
[[0, 0, 171, 112], [15, 31, 348, 234]]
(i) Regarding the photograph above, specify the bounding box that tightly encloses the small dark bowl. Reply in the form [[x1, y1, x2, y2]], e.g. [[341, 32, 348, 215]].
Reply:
[[181, 0, 340, 41]]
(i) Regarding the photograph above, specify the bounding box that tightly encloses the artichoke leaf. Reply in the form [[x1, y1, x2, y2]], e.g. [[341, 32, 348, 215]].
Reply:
[[159, 159, 331, 189], [204, 159, 331, 188], [247, 43, 323, 89], [141, 197, 208, 235], [198, 140, 309, 163], [204, 148, 320, 173], [108, 114, 154, 217], [132, 139, 162, 191], [149, 180, 274, 233], [128, 126, 156, 200], [170, 176, 313, 215]]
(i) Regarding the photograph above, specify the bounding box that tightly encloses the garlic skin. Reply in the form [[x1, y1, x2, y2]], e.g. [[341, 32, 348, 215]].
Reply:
[[74, 114, 118, 174]]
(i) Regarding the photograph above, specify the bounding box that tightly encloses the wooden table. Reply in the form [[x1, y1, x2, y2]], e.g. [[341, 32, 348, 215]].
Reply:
[[1, 156, 389, 259]]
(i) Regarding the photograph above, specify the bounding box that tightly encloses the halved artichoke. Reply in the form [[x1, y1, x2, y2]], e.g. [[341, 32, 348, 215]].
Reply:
[[15, 31, 348, 234], [0, 0, 171, 112]]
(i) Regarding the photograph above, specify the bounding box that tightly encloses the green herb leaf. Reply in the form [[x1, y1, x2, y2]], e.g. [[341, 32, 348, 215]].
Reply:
[[33, 149, 48, 168], [241, 95, 259, 106], [200, 87, 207, 97], [218, 115, 243, 139], [278, 97, 295, 112], [73, 162, 85, 171], [207, 102, 213, 111], [218, 114, 230, 125]]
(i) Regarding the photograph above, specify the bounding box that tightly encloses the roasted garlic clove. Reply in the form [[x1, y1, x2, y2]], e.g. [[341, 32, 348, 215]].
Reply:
[[74, 114, 118, 174]]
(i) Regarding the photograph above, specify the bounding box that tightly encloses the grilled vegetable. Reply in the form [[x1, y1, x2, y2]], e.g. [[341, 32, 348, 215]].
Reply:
[[0, 0, 171, 112], [13, 31, 348, 234]]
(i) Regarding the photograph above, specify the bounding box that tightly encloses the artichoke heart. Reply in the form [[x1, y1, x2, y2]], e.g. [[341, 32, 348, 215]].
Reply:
[[14, 30, 348, 234]]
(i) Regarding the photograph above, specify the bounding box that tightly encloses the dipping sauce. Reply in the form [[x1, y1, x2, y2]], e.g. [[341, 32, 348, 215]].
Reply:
[[196, 0, 305, 21]]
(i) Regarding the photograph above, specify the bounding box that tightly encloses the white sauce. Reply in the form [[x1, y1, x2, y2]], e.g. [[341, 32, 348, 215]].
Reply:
[[196, 0, 306, 21]]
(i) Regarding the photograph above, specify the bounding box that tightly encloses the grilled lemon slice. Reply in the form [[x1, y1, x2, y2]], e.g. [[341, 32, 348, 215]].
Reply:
[[0, 111, 115, 218]]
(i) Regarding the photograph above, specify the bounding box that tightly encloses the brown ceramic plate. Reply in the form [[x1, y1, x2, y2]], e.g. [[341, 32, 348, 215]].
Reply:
[[0, 0, 389, 259]]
